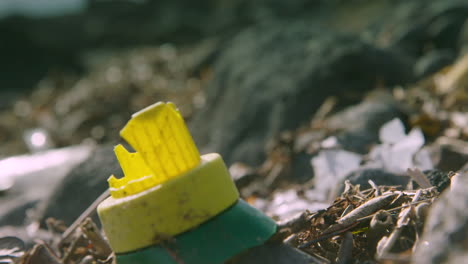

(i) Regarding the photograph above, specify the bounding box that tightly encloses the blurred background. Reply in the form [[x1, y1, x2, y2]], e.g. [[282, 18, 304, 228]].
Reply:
[[0, 0, 467, 257], [0, 0, 467, 159]]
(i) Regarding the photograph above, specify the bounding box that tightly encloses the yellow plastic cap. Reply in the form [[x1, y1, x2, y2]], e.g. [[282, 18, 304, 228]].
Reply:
[[98, 153, 239, 253], [108, 102, 201, 198]]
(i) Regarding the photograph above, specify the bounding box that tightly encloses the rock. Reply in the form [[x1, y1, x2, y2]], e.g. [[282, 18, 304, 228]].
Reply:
[[190, 21, 412, 166], [343, 168, 408, 191], [37, 145, 122, 226], [377, 0, 468, 58], [423, 169, 451, 193], [0, 227, 54, 250], [414, 49, 455, 78], [327, 93, 407, 154], [0, 15, 82, 103], [413, 172, 468, 263], [458, 19, 468, 53], [227, 242, 326, 264], [229, 162, 257, 189], [377, 0, 468, 56], [291, 152, 314, 183], [428, 137, 468, 172], [0, 145, 93, 226]]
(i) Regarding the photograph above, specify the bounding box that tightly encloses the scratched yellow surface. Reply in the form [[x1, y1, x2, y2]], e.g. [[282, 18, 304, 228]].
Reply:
[[99, 102, 239, 253], [108, 102, 201, 198]]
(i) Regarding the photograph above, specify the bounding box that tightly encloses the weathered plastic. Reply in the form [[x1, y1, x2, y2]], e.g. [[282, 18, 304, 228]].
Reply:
[[98, 153, 239, 253], [116, 199, 277, 264]]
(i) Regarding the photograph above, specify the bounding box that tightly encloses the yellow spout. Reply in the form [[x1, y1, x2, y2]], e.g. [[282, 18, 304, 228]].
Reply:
[[108, 102, 201, 198]]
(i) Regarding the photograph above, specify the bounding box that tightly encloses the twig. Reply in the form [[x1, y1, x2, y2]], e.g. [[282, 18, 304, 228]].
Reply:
[[337, 193, 397, 226], [270, 211, 311, 242], [311, 96, 337, 125], [340, 205, 354, 218], [336, 232, 353, 264], [80, 218, 113, 259], [368, 180, 380, 196], [356, 198, 432, 222], [61, 190, 110, 244], [298, 222, 359, 249], [407, 168, 432, 189], [61, 233, 88, 263]]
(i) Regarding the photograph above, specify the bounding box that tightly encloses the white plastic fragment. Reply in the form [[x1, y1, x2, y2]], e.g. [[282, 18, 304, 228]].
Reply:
[[265, 189, 329, 220], [311, 149, 362, 201], [369, 119, 432, 174], [379, 118, 406, 144]]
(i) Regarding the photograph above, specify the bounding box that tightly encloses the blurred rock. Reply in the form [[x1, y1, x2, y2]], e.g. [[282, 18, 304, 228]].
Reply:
[[423, 169, 451, 193], [37, 145, 121, 226], [191, 21, 412, 166], [343, 168, 408, 191], [0, 227, 54, 250], [291, 152, 314, 183], [327, 93, 407, 154], [377, 0, 468, 56], [459, 19, 468, 54], [413, 171, 468, 263], [414, 49, 455, 78], [229, 162, 257, 189], [0, 144, 93, 226], [429, 138, 468, 171], [227, 242, 326, 264]]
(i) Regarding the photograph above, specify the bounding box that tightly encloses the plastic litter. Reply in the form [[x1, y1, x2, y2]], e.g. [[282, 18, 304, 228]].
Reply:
[[97, 102, 277, 263]]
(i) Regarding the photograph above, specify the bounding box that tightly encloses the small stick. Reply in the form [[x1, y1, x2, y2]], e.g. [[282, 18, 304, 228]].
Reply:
[[270, 211, 311, 242], [298, 222, 359, 249], [61, 190, 110, 244], [25, 243, 62, 264], [80, 218, 113, 259], [407, 168, 432, 189], [412, 190, 422, 203], [368, 180, 380, 196], [337, 193, 397, 226], [62, 233, 88, 263], [311, 96, 337, 124], [340, 205, 354, 218], [356, 198, 432, 222], [336, 232, 353, 264]]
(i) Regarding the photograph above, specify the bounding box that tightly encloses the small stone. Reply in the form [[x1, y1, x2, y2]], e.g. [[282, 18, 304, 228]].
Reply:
[[413, 171, 468, 263], [423, 169, 451, 193], [343, 168, 409, 191]]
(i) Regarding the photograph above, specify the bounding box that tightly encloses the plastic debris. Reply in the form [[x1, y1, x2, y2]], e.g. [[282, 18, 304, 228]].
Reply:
[[97, 101, 276, 263], [265, 190, 329, 220], [108, 102, 201, 198], [379, 118, 406, 144], [311, 149, 362, 201], [369, 118, 433, 174]]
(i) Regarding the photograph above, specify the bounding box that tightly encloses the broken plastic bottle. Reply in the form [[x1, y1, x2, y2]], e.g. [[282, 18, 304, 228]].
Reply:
[[97, 102, 277, 264]]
